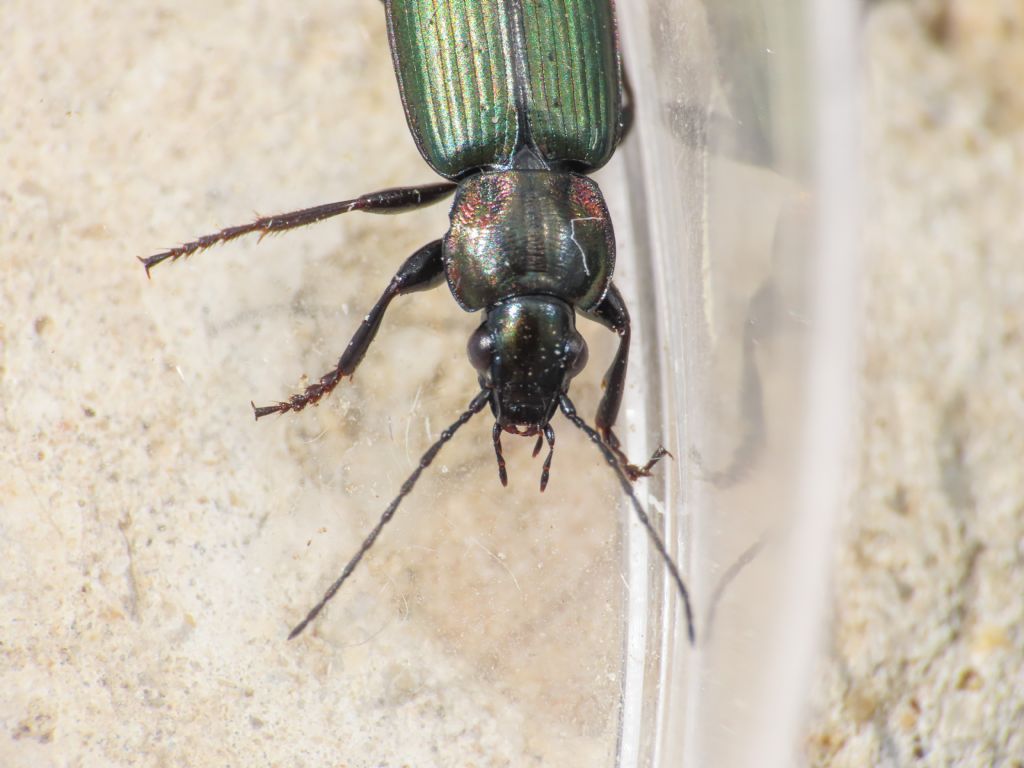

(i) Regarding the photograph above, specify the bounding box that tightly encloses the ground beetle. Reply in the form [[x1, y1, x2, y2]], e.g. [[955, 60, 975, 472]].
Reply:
[[142, 0, 695, 642]]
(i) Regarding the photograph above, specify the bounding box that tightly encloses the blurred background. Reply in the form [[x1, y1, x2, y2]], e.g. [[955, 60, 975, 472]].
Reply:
[[806, 1, 1024, 765]]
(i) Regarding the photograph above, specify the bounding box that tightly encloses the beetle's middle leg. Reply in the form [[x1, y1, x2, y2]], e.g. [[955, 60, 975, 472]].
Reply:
[[253, 239, 445, 419], [586, 283, 669, 481]]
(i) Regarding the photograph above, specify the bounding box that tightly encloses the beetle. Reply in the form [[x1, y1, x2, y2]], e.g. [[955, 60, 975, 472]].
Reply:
[[142, 0, 695, 642]]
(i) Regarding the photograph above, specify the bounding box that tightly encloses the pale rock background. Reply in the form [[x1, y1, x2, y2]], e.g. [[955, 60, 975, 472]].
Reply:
[[2, 2, 627, 766], [806, 1, 1024, 765]]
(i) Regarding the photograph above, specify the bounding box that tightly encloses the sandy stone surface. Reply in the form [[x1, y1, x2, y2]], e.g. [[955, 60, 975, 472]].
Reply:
[[2, 2, 631, 766], [6, 1, 1021, 767], [805, 2, 1024, 765]]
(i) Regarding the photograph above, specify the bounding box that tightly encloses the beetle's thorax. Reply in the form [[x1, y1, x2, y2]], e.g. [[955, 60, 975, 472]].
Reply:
[[443, 170, 615, 313]]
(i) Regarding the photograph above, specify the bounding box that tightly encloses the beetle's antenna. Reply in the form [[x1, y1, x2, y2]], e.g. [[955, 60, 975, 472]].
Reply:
[[558, 394, 696, 644], [289, 389, 490, 640]]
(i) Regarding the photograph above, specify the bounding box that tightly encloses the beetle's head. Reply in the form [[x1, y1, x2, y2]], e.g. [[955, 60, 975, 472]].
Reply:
[[467, 296, 588, 490], [469, 296, 588, 432]]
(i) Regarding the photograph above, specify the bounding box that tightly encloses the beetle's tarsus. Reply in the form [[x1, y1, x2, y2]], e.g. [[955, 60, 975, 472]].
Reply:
[[598, 427, 670, 482], [252, 401, 291, 420]]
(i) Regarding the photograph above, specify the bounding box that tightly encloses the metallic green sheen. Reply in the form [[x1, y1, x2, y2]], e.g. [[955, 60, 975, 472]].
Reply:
[[385, 0, 622, 178], [520, 0, 620, 168], [443, 170, 614, 311], [386, 0, 517, 177]]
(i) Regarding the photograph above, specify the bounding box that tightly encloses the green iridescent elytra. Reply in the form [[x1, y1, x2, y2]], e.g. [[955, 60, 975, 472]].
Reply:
[[385, 0, 622, 178]]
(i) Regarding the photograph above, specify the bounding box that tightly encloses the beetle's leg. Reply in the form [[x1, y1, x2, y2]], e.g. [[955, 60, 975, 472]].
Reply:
[[140, 182, 457, 275], [253, 239, 445, 419], [585, 283, 668, 481]]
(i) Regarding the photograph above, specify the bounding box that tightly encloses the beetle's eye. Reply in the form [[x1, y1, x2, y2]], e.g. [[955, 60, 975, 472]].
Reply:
[[566, 334, 589, 377], [467, 324, 495, 372]]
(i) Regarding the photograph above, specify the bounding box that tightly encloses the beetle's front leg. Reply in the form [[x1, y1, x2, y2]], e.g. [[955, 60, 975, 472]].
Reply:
[[253, 238, 445, 419], [586, 283, 669, 480]]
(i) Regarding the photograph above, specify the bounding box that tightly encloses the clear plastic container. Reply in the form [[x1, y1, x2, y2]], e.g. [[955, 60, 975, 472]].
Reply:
[[610, 1, 860, 766]]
